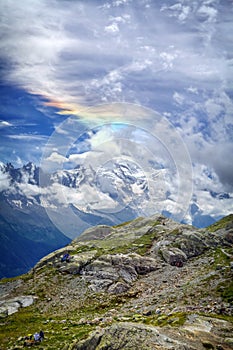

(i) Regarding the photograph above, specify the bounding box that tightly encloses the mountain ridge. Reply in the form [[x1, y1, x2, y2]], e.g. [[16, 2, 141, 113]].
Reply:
[[1, 161, 229, 228]]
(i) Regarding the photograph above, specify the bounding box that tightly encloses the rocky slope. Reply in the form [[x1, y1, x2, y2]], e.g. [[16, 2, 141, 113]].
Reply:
[[0, 214, 233, 349]]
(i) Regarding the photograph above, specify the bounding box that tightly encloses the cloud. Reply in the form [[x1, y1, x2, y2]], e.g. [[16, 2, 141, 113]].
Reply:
[[0, 0, 232, 222], [173, 92, 185, 105], [0, 120, 12, 127], [207, 144, 233, 190], [160, 3, 191, 23], [197, 4, 218, 23], [0, 168, 11, 191], [40, 180, 119, 212], [105, 23, 120, 33], [45, 151, 68, 164], [0, 0, 230, 110], [7, 134, 47, 141], [68, 153, 87, 166], [190, 163, 233, 219]]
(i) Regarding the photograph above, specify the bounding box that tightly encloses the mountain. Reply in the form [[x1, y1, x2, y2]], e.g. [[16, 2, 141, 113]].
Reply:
[[0, 192, 70, 278], [0, 161, 230, 278], [0, 214, 232, 349], [1, 161, 229, 229], [0, 162, 71, 278]]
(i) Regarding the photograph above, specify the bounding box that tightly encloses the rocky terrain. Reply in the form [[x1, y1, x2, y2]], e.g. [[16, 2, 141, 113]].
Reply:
[[0, 213, 233, 349]]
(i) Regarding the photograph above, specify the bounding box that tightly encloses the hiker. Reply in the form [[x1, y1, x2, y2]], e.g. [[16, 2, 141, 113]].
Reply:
[[34, 332, 40, 342], [39, 330, 44, 341], [61, 253, 70, 262]]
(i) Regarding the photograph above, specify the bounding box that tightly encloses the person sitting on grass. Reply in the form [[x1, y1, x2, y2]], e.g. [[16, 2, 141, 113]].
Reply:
[[34, 332, 40, 342], [39, 330, 44, 341]]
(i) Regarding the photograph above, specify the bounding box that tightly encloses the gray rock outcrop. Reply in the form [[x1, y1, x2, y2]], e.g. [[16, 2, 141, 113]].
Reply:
[[70, 316, 233, 350], [0, 295, 36, 317], [82, 253, 159, 293]]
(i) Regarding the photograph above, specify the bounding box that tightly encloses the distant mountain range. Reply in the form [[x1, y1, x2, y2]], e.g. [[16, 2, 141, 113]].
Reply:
[[0, 161, 229, 278]]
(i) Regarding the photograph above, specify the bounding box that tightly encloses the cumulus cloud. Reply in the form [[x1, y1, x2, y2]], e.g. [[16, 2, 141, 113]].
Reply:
[[0, 121, 12, 127], [207, 144, 233, 190], [105, 23, 120, 33], [0, 169, 11, 191], [46, 152, 68, 164], [197, 4, 218, 23], [0, 0, 232, 221]]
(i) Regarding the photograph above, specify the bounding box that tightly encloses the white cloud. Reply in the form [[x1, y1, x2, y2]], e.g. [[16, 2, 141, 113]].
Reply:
[[178, 6, 190, 22], [40, 179, 119, 212], [0, 120, 12, 127], [113, 0, 130, 7], [0, 169, 11, 191], [7, 134, 47, 141], [104, 23, 120, 33], [163, 3, 191, 23], [173, 92, 185, 105], [18, 182, 45, 198], [186, 86, 198, 94], [46, 152, 68, 164], [109, 14, 131, 23], [68, 153, 87, 165], [197, 4, 218, 23]]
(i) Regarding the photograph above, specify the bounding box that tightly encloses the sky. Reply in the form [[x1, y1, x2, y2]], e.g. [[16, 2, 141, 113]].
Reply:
[[0, 0, 233, 226]]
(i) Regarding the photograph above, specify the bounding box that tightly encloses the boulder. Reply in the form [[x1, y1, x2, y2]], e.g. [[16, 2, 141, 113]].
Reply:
[[223, 230, 233, 244], [0, 295, 35, 317], [118, 266, 137, 283], [108, 282, 130, 294], [160, 247, 187, 266], [178, 232, 209, 257], [70, 328, 104, 350]]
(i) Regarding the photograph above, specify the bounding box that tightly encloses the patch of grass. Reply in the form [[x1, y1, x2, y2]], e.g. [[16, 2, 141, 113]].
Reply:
[[200, 313, 233, 324], [0, 308, 44, 349], [103, 225, 159, 256], [70, 244, 97, 255], [143, 312, 187, 327], [0, 305, 95, 350], [212, 248, 231, 267], [133, 227, 159, 255], [169, 228, 182, 235], [80, 293, 126, 316], [207, 214, 233, 232], [133, 236, 155, 255], [217, 279, 233, 303], [74, 219, 161, 257], [0, 272, 29, 284]]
